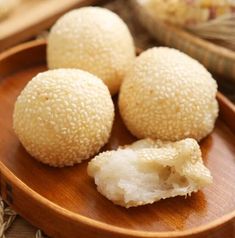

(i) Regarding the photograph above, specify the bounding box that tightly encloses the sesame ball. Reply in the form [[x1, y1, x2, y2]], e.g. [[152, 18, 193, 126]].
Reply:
[[13, 69, 114, 167], [119, 47, 218, 141], [47, 7, 135, 95], [88, 138, 212, 208]]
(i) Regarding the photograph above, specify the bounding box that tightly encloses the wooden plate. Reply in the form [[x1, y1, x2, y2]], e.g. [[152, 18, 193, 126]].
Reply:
[[0, 40, 235, 238]]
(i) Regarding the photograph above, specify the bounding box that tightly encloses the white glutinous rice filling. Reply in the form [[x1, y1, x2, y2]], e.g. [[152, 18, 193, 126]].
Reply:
[[88, 138, 212, 208]]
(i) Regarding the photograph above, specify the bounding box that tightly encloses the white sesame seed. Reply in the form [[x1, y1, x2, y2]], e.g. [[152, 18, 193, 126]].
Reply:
[[13, 69, 114, 167], [119, 47, 218, 141], [47, 7, 135, 95]]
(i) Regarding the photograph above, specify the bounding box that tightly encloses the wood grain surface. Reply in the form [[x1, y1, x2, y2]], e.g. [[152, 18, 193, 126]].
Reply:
[[7, 218, 37, 238], [0, 40, 235, 238]]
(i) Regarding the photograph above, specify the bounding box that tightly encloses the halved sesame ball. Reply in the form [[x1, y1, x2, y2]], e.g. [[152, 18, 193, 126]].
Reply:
[[119, 47, 218, 141], [13, 69, 114, 167], [47, 7, 135, 95], [88, 138, 212, 208]]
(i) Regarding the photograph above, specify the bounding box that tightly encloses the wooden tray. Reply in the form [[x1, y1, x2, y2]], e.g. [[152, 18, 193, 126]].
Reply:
[[0, 40, 235, 238], [132, 0, 235, 84], [0, 0, 101, 52]]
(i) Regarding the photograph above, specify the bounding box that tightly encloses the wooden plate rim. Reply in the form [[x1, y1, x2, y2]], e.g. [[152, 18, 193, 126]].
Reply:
[[1, 40, 235, 237]]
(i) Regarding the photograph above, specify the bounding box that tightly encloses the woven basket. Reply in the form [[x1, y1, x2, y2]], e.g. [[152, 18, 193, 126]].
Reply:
[[132, 0, 235, 83]]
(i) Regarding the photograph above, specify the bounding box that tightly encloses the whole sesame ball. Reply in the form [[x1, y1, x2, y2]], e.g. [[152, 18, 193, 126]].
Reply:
[[119, 47, 218, 141], [47, 7, 135, 95], [13, 69, 114, 167]]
